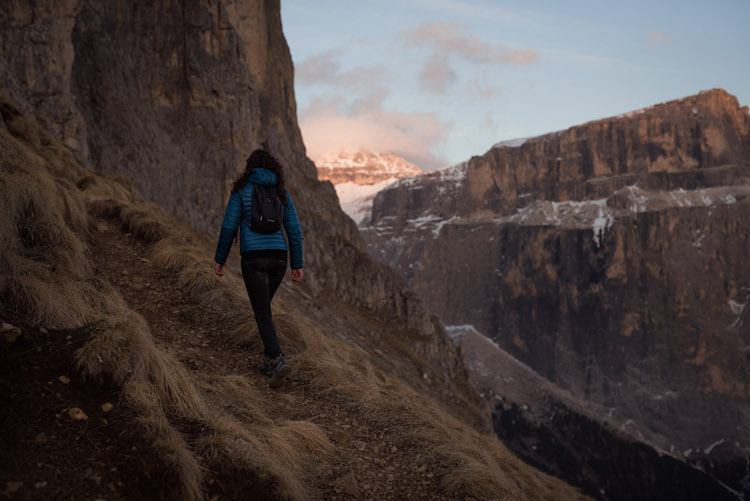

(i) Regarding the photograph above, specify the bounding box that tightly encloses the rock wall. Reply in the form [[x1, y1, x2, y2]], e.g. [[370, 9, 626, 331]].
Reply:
[[363, 90, 750, 482], [0, 0, 467, 384], [370, 90, 750, 231]]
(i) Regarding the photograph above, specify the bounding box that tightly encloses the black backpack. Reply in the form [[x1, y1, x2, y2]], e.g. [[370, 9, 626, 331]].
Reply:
[[243, 184, 283, 234]]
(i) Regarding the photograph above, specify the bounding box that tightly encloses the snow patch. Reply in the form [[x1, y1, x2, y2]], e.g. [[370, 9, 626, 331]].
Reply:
[[728, 299, 747, 316], [493, 137, 530, 149], [591, 199, 614, 248], [704, 439, 725, 455], [501, 197, 614, 246], [616, 104, 654, 119], [437, 161, 468, 184], [334, 178, 399, 224], [692, 230, 706, 248], [389, 174, 421, 190], [405, 214, 459, 238], [625, 185, 649, 213], [729, 298, 748, 328], [445, 325, 502, 350]]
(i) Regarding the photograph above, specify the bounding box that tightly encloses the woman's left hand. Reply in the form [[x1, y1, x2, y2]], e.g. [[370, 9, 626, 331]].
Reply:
[[214, 262, 224, 276]]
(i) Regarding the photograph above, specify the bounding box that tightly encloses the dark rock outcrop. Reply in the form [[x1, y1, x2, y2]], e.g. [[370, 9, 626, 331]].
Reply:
[[451, 325, 740, 500], [494, 401, 738, 501], [364, 90, 750, 493]]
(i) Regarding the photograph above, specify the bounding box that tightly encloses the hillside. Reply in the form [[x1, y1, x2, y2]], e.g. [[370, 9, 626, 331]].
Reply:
[[0, 73, 588, 501]]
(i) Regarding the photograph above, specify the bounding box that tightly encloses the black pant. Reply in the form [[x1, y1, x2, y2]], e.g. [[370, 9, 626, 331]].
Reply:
[[241, 255, 286, 358]]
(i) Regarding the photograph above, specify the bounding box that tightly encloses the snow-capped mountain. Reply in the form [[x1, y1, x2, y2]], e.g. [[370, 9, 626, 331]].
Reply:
[[316, 151, 423, 224]]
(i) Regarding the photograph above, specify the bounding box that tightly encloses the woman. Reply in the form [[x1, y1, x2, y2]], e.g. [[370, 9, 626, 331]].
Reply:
[[214, 149, 303, 388]]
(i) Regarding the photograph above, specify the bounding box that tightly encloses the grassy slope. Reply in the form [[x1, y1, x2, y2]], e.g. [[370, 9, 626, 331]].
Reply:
[[0, 95, 587, 500]]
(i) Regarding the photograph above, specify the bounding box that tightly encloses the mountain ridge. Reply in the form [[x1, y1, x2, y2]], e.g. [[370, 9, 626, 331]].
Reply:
[[362, 88, 750, 496]]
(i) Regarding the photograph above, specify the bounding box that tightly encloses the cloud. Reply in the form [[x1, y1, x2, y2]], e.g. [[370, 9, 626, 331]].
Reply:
[[300, 93, 450, 170], [296, 51, 449, 168], [402, 22, 539, 66], [466, 76, 501, 101], [646, 32, 673, 49], [419, 54, 458, 93], [295, 50, 341, 84], [337, 66, 389, 91], [296, 51, 388, 94]]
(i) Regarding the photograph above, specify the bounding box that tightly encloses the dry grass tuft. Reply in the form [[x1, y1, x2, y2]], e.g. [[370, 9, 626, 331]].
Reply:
[[192, 416, 333, 500], [151, 240, 206, 272], [76, 311, 209, 419], [86, 199, 170, 242], [119, 203, 171, 242], [177, 261, 218, 294], [274, 314, 307, 355], [126, 382, 206, 501], [86, 198, 125, 220], [199, 375, 270, 425], [2, 268, 96, 328], [0, 129, 95, 327], [256, 420, 333, 500]]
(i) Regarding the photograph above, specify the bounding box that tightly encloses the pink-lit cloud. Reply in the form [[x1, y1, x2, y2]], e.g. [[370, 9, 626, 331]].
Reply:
[[295, 50, 341, 84], [300, 94, 450, 170], [469, 79, 501, 101], [296, 51, 450, 168], [646, 31, 673, 49], [400, 22, 537, 95], [337, 65, 389, 91], [296, 52, 388, 92], [402, 22, 539, 65], [419, 54, 458, 93]]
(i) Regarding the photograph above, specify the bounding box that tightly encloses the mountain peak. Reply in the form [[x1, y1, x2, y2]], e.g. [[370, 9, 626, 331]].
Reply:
[[316, 151, 425, 225], [316, 150, 423, 184]]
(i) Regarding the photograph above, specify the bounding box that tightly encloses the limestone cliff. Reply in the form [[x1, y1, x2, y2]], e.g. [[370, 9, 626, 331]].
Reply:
[[0, 0, 464, 384], [364, 89, 750, 493]]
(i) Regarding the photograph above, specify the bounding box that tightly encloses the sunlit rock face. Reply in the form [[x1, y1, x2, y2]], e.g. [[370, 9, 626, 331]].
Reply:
[[316, 151, 423, 225], [363, 89, 750, 484], [316, 151, 422, 185]]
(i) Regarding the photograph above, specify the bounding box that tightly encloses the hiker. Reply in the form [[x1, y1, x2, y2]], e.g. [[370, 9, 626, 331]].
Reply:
[[213, 149, 303, 388]]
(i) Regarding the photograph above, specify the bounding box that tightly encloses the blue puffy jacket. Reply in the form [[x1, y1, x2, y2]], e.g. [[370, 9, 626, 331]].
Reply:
[[214, 168, 303, 269]]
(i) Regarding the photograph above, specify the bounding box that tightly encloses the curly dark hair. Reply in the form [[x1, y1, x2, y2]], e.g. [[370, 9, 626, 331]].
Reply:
[[231, 149, 288, 204]]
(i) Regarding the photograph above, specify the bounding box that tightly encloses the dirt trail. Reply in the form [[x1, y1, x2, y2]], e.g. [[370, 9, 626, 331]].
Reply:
[[87, 219, 452, 500]]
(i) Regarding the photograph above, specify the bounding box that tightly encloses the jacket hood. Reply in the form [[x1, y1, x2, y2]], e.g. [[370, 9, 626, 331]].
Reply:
[[248, 168, 278, 187]]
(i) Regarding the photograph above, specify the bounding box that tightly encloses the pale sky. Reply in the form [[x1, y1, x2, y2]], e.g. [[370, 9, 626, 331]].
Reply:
[[281, 0, 750, 170]]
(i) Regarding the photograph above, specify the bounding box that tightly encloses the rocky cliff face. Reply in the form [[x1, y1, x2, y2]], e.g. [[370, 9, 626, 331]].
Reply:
[[0, 1, 466, 387], [363, 89, 750, 492]]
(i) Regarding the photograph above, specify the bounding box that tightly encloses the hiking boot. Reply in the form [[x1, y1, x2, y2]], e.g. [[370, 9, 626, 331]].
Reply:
[[268, 355, 291, 389], [258, 355, 275, 376]]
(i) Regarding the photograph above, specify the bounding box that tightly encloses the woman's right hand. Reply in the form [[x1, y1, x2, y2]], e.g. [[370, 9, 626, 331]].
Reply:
[[291, 269, 303, 282]]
